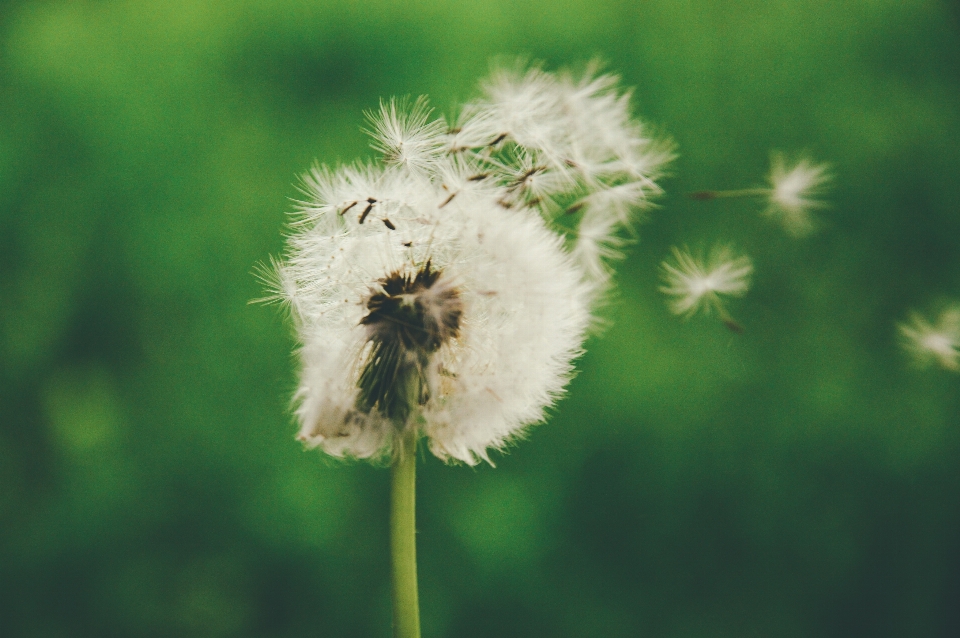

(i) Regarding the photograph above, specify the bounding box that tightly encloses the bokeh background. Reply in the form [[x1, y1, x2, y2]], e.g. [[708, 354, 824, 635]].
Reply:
[[3, 0, 960, 636]]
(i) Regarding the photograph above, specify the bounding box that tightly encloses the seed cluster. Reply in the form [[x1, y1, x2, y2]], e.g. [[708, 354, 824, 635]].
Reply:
[[356, 262, 462, 423]]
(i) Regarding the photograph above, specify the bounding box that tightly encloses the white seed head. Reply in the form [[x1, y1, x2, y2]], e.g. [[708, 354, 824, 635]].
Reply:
[[764, 152, 832, 237], [265, 63, 668, 464], [898, 304, 960, 371], [659, 246, 753, 318]]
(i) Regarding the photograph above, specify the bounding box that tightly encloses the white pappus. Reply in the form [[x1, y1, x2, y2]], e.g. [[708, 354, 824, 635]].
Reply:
[[764, 152, 832, 237], [898, 303, 960, 372], [263, 63, 670, 464], [659, 245, 753, 332]]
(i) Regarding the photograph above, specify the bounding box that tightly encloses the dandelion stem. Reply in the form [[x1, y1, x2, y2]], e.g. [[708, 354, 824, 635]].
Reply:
[[688, 188, 770, 200], [391, 426, 421, 638]]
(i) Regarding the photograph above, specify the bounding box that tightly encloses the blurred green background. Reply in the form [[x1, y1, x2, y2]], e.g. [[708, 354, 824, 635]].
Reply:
[[3, 0, 960, 636]]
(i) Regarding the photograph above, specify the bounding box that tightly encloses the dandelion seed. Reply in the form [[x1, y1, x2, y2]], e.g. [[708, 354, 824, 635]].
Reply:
[[687, 152, 832, 238], [764, 152, 832, 237], [898, 304, 960, 371], [659, 246, 753, 329], [365, 96, 447, 174]]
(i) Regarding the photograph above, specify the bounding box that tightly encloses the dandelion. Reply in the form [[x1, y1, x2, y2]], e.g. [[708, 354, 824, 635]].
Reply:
[[260, 62, 669, 638], [274, 164, 591, 464], [687, 152, 831, 238], [659, 245, 753, 332], [898, 303, 960, 371]]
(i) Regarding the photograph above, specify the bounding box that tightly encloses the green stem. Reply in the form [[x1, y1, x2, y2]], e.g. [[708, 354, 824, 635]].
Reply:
[[688, 187, 771, 200], [391, 427, 421, 638]]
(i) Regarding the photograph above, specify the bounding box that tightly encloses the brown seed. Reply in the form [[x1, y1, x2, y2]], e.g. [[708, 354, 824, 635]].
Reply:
[[439, 192, 458, 208], [358, 202, 374, 224], [723, 318, 744, 334]]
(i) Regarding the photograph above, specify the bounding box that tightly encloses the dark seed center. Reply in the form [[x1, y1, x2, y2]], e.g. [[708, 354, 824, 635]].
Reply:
[[355, 262, 462, 423]]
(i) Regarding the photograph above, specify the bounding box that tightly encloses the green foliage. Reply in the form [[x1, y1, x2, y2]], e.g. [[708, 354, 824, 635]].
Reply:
[[2, 1, 959, 636]]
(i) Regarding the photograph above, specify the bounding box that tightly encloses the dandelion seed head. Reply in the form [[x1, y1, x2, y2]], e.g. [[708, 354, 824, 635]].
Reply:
[[277, 163, 594, 464], [265, 62, 669, 464]]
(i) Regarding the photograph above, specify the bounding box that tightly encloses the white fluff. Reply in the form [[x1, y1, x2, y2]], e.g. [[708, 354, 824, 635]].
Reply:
[[265, 63, 669, 464], [898, 304, 960, 372], [764, 152, 832, 237], [454, 62, 674, 295], [659, 246, 753, 318]]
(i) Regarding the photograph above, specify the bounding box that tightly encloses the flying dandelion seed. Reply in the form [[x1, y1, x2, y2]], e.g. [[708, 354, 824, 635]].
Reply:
[[898, 303, 960, 371], [659, 245, 753, 332], [686, 151, 832, 239]]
